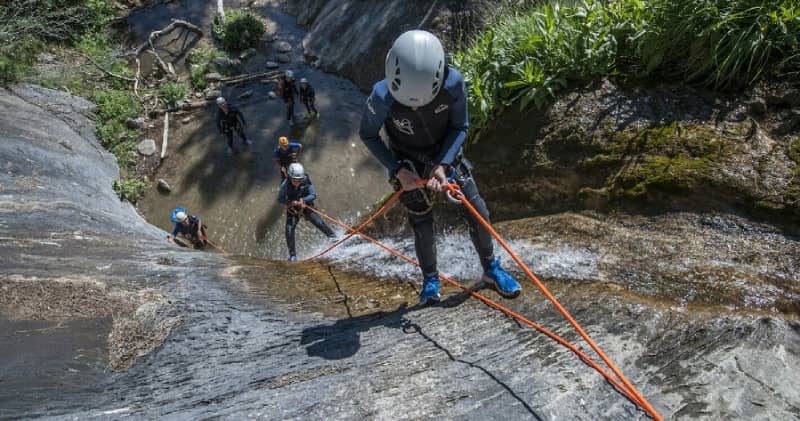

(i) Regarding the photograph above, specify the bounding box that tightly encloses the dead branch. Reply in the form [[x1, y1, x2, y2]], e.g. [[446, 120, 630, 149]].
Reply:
[[133, 58, 142, 99], [133, 19, 203, 57], [222, 71, 283, 86], [79, 52, 137, 83]]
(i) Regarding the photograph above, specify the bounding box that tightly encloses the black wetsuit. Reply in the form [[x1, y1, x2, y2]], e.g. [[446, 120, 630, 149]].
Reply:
[[216, 105, 248, 148], [278, 77, 299, 123], [299, 84, 317, 115], [277, 175, 334, 257], [359, 67, 494, 278]]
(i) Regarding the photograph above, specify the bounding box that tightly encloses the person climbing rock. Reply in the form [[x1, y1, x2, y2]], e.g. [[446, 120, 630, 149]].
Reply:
[[272, 136, 303, 182], [215, 96, 251, 156], [277, 70, 299, 126], [278, 163, 335, 261], [359, 30, 522, 305], [168, 207, 207, 249], [299, 77, 319, 118]]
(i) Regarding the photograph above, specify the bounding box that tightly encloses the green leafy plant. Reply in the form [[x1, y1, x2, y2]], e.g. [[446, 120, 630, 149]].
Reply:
[[160, 82, 188, 107], [113, 178, 146, 203], [187, 47, 227, 89], [455, 0, 800, 138], [212, 10, 265, 51]]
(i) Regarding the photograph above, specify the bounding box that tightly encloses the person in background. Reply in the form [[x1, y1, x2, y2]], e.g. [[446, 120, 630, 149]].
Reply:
[[278, 163, 335, 261], [277, 70, 299, 126], [359, 30, 522, 305], [299, 77, 319, 118], [272, 136, 303, 182], [168, 207, 207, 249], [215, 96, 251, 156]]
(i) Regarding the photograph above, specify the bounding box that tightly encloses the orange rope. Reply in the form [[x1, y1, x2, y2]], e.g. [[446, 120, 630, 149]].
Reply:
[[441, 183, 661, 420], [300, 189, 403, 262], [300, 192, 662, 420]]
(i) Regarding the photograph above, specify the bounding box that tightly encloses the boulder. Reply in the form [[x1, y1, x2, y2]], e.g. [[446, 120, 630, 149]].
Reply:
[[239, 48, 257, 60], [268, 91, 277, 100], [136, 138, 157, 156], [275, 41, 292, 53], [125, 117, 145, 130], [157, 179, 172, 193], [265, 61, 279, 69]]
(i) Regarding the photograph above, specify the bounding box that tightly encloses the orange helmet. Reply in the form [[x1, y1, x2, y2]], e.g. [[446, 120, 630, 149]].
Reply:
[[279, 136, 289, 146]]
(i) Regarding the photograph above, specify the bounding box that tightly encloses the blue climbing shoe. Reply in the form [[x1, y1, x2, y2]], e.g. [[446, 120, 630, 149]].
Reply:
[[288, 255, 298, 262], [419, 275, 440, 305], [482, 258, 521, 298]]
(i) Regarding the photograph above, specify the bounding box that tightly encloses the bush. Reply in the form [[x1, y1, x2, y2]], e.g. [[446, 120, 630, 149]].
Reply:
[[187, 47, 227, 89], [160, 82, 187, 107], [455, 0, 800, 137], [94, 90, 138, 122], [113, 178, 146, 203], [0, 0, 116, 85], [212, 10, 265, 51]]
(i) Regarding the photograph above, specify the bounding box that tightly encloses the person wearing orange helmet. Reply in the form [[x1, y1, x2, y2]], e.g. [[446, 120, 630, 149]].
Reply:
[[272, 136, 303, 182]]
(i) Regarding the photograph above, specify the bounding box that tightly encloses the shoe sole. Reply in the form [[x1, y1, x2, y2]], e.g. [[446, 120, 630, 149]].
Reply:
[[420, 295, 441, 305], [482, 275, 521, 299]]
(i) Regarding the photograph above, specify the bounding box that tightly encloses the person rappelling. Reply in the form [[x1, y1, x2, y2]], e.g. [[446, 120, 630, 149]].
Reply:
[[278, 163, 336, 262], [168, 207, 208, 249], [359, 30, 522, 305]]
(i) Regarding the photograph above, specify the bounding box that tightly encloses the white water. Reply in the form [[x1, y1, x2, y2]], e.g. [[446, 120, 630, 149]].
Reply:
[[309, 232, 599, 285]]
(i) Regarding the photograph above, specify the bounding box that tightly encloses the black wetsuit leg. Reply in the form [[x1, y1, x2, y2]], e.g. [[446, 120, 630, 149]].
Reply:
[[285, 212, 300, 256], [303, 206, 334, 237], [454, 161, 495, 271]]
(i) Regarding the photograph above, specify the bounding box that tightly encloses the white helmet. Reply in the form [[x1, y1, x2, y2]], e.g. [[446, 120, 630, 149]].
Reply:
[[385, 30, 446, 107], [175, 211, 188, 222], [287, 162, 305, 179], [216, 96, 226, 105], [300, 77, 308, 84], [285, 70, 294, 79]]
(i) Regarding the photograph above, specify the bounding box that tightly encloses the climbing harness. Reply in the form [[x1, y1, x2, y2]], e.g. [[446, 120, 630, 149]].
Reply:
[[297, 180, 663, 421]]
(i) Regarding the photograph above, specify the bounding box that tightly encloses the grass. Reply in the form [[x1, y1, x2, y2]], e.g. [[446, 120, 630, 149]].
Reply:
[[212, 9, 265, 51], [160, 82, 188, 107], [455, 0, 800, 137]]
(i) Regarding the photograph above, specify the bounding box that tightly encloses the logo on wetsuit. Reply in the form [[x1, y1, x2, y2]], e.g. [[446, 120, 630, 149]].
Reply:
[[392, 118, 414, 135]]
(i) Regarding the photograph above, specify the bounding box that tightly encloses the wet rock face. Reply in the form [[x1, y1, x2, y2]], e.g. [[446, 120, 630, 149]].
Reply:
[[1, 86, 799, 420], [470, 79, 800, 226], [283, 0, 500, 91]]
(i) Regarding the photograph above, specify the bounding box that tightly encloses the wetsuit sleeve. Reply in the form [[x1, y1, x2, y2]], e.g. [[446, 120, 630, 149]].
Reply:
[[272, 147, 280, 159], [278, 181, 289, 204], [216, 110, 223, 132], [172, 224, 180, 237], [436, 73, 468, 166], [302, 182, 316, 203], [290, 142, 302, 149], [309, 86, 315, 98], [235, 108, 246, 126], [359, 84, 400, 174]]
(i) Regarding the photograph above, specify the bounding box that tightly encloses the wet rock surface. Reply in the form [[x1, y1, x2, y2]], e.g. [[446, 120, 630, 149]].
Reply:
[[280, 0, 504, 91], [470, 79, 800, 226], [2, 86, 800, 420]]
